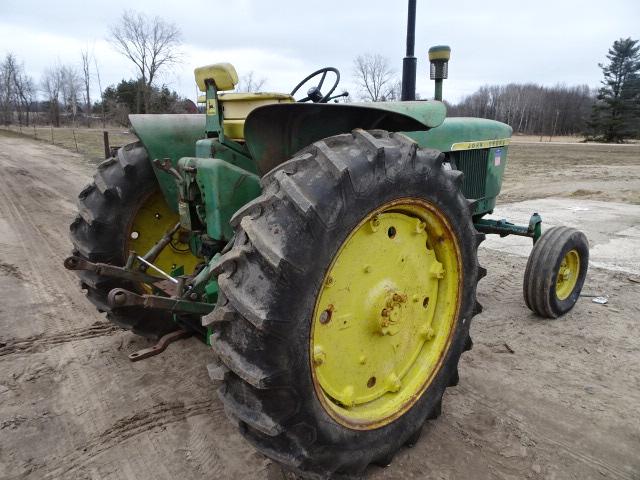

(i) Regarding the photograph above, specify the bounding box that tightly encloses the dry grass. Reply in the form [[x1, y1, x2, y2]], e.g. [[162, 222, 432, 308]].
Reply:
[[512, 133, 586, 143], [0, 125, 137, 163], [512, 133, 640, 144], [502, 142, 640, 204]]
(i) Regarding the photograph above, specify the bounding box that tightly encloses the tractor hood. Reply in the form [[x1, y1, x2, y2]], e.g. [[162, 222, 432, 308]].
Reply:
[[244, 101, 446, 175]]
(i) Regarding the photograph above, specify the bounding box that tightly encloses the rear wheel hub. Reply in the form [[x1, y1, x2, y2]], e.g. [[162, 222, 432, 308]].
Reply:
[[311, 199, 461, 429]]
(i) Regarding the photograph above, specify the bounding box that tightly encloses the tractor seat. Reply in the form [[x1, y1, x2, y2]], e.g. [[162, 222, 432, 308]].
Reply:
[[218, 92, 294, 141], [194, 63, 294, 141]]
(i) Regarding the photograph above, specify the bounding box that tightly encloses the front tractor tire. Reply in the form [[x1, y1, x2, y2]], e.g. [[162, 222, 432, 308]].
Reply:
[[523, 226, 589, 318], [69, 142, 199, 338], [207, 130, 486, 478]]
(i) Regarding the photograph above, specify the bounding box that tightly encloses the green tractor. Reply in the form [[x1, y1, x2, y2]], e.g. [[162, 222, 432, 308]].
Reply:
[[64, 5, 589, 478]]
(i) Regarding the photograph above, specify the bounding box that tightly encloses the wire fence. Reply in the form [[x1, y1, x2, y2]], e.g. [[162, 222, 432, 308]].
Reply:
[[0, 124, 138, 163]]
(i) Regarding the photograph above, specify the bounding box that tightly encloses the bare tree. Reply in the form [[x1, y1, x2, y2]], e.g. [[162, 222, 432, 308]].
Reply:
[[109, 10, 182, 113], [94, 56, 106, 128], [0, 54, 36, 127], [353, 54, 397, 102], [60, 65, 82, 124], [41, 65, 63, 127], [13, 68, 35, 127], [0, 54, 18, 125], [236, 71, 267, 93], [81, 49, 91, 126]]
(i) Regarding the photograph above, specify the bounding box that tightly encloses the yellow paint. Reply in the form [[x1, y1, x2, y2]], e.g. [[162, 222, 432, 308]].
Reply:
[[428, 49, 451, 61], [555, 249, 580, 300], [126, 190, 201, 291], [219, 92, 294, 140], [194, 62, 238, 92], [451, 138, 511, 151], [310, 199, 462, 430]]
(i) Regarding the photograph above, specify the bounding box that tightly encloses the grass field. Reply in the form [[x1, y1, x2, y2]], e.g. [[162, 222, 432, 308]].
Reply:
[[0, 125, 137, 163]]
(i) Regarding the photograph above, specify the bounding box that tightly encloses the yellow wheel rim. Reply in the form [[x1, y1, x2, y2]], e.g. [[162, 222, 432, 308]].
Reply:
[[310, 198, 462, 430], [555, 249, 580, 300], [125, 190, 201, 290]]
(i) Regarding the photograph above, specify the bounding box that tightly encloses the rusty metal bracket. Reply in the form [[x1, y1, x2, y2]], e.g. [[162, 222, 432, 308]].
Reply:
[[128, 329, 192, 362], [107, 288, 215, 315], [64, 255, 165, 285]]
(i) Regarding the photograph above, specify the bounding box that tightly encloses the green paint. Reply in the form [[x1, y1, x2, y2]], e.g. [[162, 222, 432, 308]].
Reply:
[[178, 157, 261, 241], [244, 101, 447, 174], [195, 138, 257, 174], [434, 80, 443, 101], [474, 212, 543, 245], [130, 114, 206, 212], [405, 117, 513, 216], [406, 117, 512, 152]]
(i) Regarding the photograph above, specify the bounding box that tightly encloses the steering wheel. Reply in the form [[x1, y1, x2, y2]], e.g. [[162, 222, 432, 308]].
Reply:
[[290, 67, 340, 103]]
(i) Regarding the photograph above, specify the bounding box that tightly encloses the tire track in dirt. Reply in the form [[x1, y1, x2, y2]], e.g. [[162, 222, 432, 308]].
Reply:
[[39, 399, 221, 479], [0, 137, 99, 339], [454, 384, 637, 480], [0, 322, 122, 357]]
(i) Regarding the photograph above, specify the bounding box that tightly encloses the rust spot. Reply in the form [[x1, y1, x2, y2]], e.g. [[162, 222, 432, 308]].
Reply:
[[319, 305, 334, 324]]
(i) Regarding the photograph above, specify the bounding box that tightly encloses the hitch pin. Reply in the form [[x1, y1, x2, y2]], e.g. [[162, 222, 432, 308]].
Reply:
[[136, 256, 179, 284]]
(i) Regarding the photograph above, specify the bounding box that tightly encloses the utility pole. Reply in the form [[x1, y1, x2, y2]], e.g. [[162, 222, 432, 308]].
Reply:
[[401, 0, 417, 101]]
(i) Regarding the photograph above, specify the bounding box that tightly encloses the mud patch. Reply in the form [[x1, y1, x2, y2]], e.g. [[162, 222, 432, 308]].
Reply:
[[0, 261, 25, 281]]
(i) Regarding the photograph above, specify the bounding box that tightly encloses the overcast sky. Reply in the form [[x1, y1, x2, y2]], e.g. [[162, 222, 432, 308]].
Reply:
[[1, 0, 638, 103]]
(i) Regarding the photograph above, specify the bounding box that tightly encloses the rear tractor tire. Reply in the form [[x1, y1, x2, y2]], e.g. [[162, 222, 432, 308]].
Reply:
[[69, 142, 201, 338], [207, 130, 486, 478], [523, 226, 589, 318]]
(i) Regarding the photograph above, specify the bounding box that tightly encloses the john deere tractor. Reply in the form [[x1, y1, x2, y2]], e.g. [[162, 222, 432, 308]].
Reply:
[[64, 5, 588, 478]]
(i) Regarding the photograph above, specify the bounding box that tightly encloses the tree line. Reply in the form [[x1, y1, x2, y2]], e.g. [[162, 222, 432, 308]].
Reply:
[[0, 10, 189, 129], [446, 83, 594, 137]]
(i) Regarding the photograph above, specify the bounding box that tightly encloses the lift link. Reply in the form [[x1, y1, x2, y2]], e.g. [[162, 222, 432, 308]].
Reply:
[[63, 255, 165, 285], [107, 288, 215, 316]]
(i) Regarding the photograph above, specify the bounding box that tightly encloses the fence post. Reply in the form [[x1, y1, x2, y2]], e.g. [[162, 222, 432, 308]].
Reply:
[[50, 126, 54, 144], [72, 129, 79, 152], [103, 131, 110, 159]]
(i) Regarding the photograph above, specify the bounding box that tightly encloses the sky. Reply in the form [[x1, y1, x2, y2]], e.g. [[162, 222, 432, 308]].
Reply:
[[1, 0, 639, 104]]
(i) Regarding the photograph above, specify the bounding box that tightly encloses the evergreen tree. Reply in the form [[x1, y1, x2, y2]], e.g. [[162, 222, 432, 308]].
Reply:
[[588, 38, 640, 142]]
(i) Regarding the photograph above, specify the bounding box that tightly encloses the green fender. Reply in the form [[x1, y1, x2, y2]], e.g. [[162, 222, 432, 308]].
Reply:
[[244, 101, 446, 175], [130, 114, 206, 163], [130, 114, 206, 213]]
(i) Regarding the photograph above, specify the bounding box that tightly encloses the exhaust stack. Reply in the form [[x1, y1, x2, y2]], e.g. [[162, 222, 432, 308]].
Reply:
[[400, 0, 417, 101], [428, 45, 451, 101]]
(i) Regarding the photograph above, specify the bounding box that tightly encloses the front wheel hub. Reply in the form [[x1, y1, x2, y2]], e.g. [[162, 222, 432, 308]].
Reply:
[[310, 199, 462, 429]]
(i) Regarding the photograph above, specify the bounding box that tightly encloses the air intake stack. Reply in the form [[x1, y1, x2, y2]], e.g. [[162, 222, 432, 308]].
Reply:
[[428, 45, 451, 101]]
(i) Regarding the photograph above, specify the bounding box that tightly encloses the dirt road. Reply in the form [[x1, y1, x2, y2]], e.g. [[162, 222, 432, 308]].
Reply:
[[1, 133, 638, 480]]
